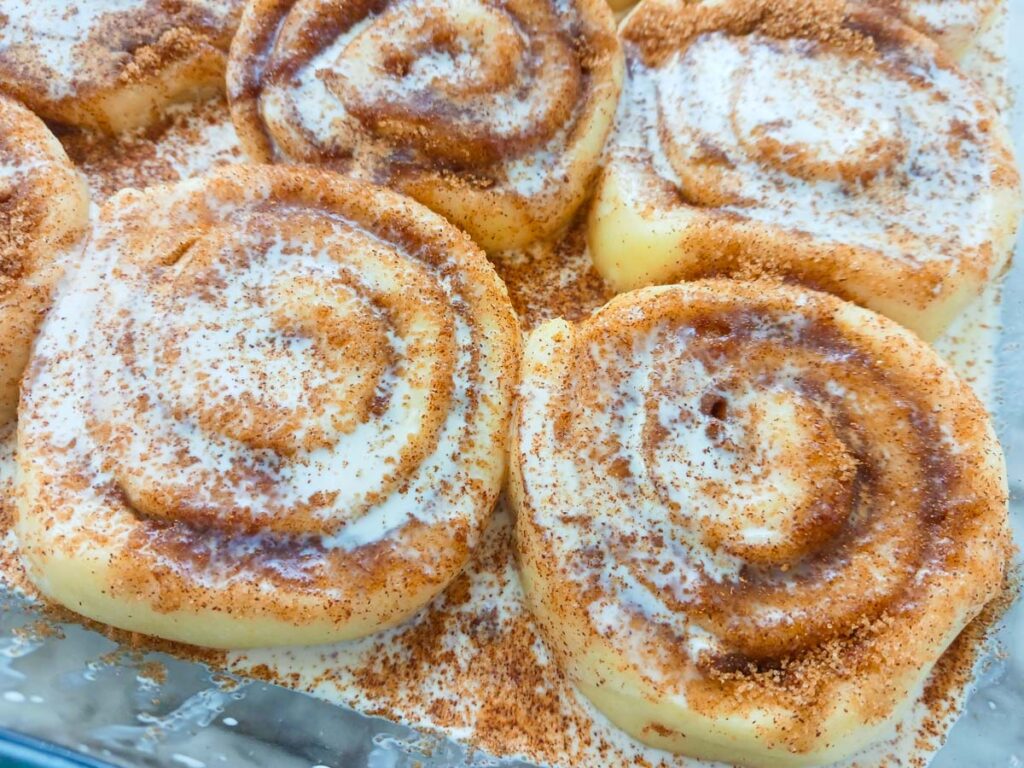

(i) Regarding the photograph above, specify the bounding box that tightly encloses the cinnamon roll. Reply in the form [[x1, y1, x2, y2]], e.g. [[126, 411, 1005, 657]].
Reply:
[[0, 94, 89, 425], [0, 0, 244, 133], [606, 0, 636, 12], [226, 0, 623, 251], [511, 280, 1009, 767], [589, 0, 1021, 340], [15, 165, 520, 649]]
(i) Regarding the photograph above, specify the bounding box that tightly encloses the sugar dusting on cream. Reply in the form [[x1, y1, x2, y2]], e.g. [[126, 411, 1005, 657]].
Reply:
[[0, 0, 150, 99]]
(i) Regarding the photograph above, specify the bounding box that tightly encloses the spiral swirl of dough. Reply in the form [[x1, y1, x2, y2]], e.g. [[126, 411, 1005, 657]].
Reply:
[[511, 280, 1009, 767], [15, 166, 520, 649], [588, 0, 1020, 340], [0, 0, 244, 132], [227, 0, 622, 251], [0, 94, 89, 424]]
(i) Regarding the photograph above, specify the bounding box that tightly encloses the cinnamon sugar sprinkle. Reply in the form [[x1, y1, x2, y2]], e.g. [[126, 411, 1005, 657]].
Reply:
[[491, 207, 613, 332], [0, 91, 1016, 768], [622, 0, 874, 68], [57, 97, 243, 201]]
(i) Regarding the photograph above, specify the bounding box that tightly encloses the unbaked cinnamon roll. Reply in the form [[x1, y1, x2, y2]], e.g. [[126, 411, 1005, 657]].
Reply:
[[511, 280, 1009, 767], [0, 94, 89, 425], [589, 0, 1021, 341], [0, 0, 244, 133], [226, 0, 623, 251], [15, 165, 520, 649]]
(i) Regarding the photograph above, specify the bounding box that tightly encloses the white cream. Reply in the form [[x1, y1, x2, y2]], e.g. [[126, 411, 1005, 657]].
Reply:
[[907, 0, 991, 33], [933, 283, 1002, 407]]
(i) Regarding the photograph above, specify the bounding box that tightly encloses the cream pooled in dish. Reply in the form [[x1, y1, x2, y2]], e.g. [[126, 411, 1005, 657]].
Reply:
[[14, 165, 521, 649], [227, 0, 623, 251], [0, 0, 244, 132], [589, 0, 1020, 340], [512, 280, 1010, 767]]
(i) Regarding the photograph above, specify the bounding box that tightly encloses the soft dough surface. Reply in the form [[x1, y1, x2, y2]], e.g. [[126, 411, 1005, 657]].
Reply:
[[512, 279, 1010, 767]]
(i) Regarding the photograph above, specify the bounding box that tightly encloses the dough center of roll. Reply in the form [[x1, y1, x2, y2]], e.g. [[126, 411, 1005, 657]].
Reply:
[[657, 33, 909, 206], [730, 41, 904, 183], [339, 0, 527, 97], [160, 265, 392, 457], [648, 374, 855, 566], [87, 209, 458, 537], [289, 0, 581, 167]]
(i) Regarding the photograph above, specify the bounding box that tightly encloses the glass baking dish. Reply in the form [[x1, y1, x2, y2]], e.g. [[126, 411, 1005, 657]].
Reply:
[[0, 6, 1021, 768]]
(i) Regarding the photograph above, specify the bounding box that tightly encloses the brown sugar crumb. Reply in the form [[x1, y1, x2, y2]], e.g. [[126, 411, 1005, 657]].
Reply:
[[97, 649, 169, 686], [0, 187, 40, 287], [344, 525, 582, 761], [118, 27, 210, 85], [919, 573, 1019, 723], [136, 659, 168, 685], [492, 210, 613, 332], [623, 0, 874, 68], [11, 619, 65, 643]]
